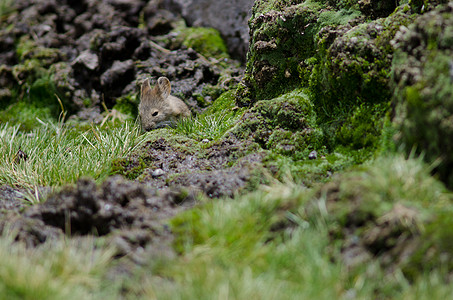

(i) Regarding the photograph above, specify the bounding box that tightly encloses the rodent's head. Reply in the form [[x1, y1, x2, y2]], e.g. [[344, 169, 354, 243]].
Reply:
[[139, 77, 173, 131]]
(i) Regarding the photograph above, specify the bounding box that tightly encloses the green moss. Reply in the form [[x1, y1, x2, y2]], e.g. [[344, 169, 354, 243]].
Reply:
[[232, 89, 325, 159], [203, 90, 236, 115], [175, 26, 229, 59], [110, 157, 147, 180], [0, 101, 53, 131], [336, 103, 388, 149], [112, 93, 139, 118], [15, 36, 61, 65], [392, 4, 453, 188]]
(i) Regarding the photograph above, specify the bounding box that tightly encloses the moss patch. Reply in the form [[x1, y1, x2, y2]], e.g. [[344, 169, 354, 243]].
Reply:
[[392, 3, 453, 188], [172, 25, 229, 59], [236, 1, 362, 105], [232, 89, 324, 159], [112, 93, 139, 119]]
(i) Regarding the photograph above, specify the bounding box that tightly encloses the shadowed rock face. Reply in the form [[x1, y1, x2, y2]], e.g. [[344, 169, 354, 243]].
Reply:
[[174, 0, 254, 60]]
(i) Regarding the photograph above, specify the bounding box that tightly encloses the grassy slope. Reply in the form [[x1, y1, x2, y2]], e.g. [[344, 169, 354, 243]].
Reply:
[[1, 1, 453, 299], [1, 119, 452, 298], [0, 121, 145, 202]]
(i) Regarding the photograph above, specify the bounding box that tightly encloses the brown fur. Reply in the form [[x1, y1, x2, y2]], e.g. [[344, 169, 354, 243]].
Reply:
[[139, 77, 191, 131]]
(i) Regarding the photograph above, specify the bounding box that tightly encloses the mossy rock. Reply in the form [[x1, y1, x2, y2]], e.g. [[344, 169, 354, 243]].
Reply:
[[308, 5, 416, 150], [236, 4, 319, 104], [236, 1, 361, 106], [232, 89, 324, 159], [3, 36, 72, 127], [392, 2, 453, 188], [310, 6, 415, 117]]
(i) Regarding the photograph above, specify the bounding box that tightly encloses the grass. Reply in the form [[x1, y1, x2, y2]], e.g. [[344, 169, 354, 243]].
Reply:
[[172, 110, 238, 141], [124, 154, 452, 299], [172, 90, 244, 142], [0, 139, 452, 298], [130, 184, 349, 299], [0, 0, 13, 17], [0, 234, 115, 300], [0, 120, 146, 198]]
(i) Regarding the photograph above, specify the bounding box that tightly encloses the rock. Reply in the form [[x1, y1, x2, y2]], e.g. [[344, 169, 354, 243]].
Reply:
[[392, 2, 453, 188], [73, 50, 99, 71], [309, 150, 317, 160], [173, 0, 254, 60], [231, 89, 323, 160], [100, 59, 135, 98], [143, 0, 180, 36], [152, 168, 165, 178]]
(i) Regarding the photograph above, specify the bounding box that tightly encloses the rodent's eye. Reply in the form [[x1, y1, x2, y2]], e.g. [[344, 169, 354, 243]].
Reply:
[[152, 111, 158, 117]]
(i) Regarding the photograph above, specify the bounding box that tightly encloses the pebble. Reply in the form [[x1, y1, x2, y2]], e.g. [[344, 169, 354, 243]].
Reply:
[[308, 150, 317, 160], [151, 168, 165, 178]]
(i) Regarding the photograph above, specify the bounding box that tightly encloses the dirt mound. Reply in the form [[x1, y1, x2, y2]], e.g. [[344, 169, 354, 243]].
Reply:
[[118, 133, 264, 198], [0, 176, 193, 257]]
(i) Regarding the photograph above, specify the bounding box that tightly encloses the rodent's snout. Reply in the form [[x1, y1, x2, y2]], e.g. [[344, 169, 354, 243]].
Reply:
[[142, 122, 156, 132]]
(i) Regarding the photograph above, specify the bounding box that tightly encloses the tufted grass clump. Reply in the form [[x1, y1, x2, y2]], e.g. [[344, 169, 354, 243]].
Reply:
[[0, 235, 115, 300], [145, 184, 348, 299], [173, 90, 244, 141], [173, 111, 237, 141], [0, 121, 145, 194]]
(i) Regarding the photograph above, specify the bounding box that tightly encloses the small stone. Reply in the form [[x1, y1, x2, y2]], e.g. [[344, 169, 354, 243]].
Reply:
[[73, 50, 99, 70], [151, 168, 165, 178], [201, 139, 210, 143], [308, 150, 317, 160]]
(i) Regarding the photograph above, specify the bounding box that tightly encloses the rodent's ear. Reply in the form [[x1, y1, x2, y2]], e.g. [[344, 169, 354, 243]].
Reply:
[[141, 78, 151, 96], [156, 77, 171, 99]]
